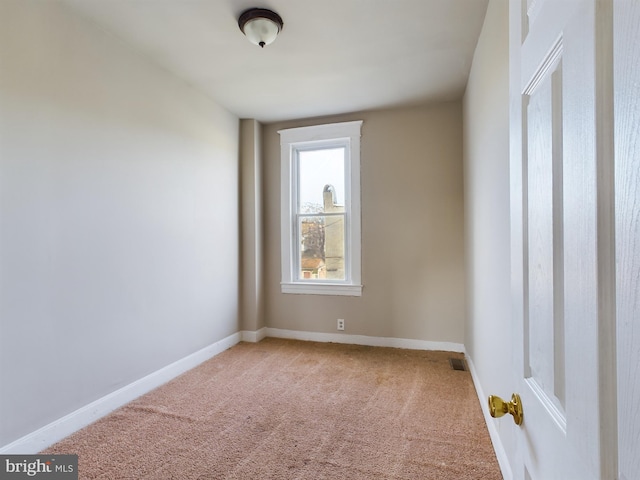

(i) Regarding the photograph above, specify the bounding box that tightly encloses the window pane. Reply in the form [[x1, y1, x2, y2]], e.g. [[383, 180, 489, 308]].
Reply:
[[298, 148, 345, 214], [299, 214, 345, 281]]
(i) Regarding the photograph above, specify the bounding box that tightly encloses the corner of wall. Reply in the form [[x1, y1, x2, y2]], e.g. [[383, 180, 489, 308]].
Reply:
[[239, 119, 265, 333]]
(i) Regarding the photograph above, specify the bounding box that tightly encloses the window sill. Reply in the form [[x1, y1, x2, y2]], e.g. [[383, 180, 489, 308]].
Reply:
[[281, 282, 363, 297]]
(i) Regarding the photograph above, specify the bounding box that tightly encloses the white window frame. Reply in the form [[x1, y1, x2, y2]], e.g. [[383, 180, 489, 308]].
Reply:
[[279, 121, 363, 296]]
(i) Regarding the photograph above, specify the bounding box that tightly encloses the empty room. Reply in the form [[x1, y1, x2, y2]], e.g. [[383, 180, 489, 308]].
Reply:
[[1, 0, 638, 479]]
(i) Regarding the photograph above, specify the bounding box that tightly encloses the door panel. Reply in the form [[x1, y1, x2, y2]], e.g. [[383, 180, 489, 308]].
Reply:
[[525, 54, 565, 420]]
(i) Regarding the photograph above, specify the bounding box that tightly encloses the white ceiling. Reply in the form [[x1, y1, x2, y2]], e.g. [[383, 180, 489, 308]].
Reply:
[[63, 0, 489, 123]]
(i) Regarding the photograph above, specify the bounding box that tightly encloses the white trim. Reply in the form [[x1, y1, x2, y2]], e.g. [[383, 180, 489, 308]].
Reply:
[[264, 328, 464, 353], [281, 282, 362, 296], [0, 332, 242, 454], [278, 121, 363, 144], [465, 355, 513, 480], [240, 328, 267, 343]]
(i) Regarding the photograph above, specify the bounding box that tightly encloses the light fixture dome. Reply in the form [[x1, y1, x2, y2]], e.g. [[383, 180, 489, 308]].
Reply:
[[238, 8, 284, 48]]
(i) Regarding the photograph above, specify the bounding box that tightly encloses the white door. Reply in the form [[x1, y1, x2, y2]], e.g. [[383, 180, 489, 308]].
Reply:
[[509, 0, 617, 479]]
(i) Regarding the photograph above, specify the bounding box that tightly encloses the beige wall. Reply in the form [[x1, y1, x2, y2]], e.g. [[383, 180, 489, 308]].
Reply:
[[0, 0, 239, 447], [462, 0, 513, 472], [262, 103, 465, 343]]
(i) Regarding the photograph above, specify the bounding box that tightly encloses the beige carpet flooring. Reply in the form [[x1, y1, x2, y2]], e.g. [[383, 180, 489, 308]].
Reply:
[[43, 338, 502, 479]]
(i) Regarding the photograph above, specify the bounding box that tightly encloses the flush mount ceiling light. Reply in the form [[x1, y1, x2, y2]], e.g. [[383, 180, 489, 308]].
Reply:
[[238, 8, 284, 48]]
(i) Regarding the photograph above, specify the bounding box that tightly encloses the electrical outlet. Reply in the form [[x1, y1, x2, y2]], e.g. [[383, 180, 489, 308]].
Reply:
[[337, 319, 345, 331]]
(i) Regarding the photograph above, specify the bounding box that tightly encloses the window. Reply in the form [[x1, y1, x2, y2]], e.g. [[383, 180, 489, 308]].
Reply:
[[279, 121, 362, 296]]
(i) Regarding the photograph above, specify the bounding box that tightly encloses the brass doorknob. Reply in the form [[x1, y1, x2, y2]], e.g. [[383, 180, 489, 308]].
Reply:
[[488, 393, 523, 425]]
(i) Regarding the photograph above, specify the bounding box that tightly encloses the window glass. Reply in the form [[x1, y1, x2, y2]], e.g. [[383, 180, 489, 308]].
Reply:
[[298, 148, 345, 213]]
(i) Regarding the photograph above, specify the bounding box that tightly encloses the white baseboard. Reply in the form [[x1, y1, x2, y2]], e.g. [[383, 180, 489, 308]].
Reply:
[[240, 327, 267, 343], [465, 354, 513, 480], [0, 332, 242, 455], [264, 327, 465, 353]]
